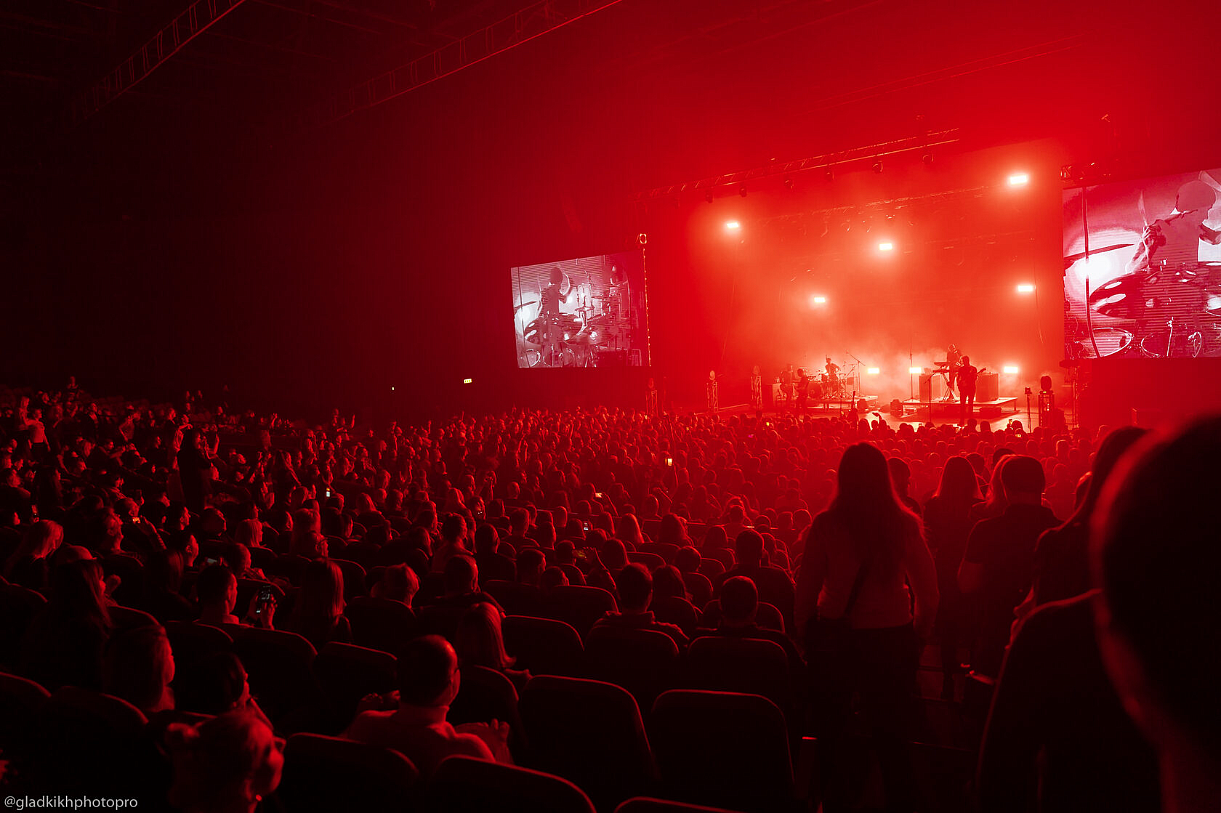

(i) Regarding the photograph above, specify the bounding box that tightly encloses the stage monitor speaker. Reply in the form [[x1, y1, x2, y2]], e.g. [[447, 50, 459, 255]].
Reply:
[[919, 374, 945, 402], [979, 406, 1002, 419], [977, 372, 998, 402]]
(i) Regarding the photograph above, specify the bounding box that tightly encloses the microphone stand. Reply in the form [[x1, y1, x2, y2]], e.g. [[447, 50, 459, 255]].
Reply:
[[844, 352, 865, 413]]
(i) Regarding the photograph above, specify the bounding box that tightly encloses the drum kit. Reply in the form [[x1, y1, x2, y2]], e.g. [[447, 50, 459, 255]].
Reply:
[[1082, 261, 1221, 359], [519, 279, 632, 368]]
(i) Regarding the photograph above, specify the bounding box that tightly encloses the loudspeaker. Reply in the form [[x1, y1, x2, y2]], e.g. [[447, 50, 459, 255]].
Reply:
[[977, 372, 998, 402], [919, 374, 944, 402]]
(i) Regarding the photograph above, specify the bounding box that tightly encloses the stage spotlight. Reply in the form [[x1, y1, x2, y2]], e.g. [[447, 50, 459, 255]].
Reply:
[[872, 159, 883, 173], [725, 221, 741, 231], [909, 366, 922, 375], [809, 294, 827, 307], [1002, 365, 1019, 374], [867, 367, 880, 375], [922, 152, 933, 165], [1008, 172, 1030, 187], [739, 186, 747, 197], [463, 378, 474, 384], [878, 241, 894, 252], [1016, 283, 1035, 293]]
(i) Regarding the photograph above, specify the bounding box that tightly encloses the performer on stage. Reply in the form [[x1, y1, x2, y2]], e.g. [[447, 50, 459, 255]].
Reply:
[[750, 366, 763, 418], [645, 377, 660, 418], [780, 364, 796, 411], [706, 370, 719, 415], [824, 357, 840, 398], [945, 343, 962, 397], [796, 368, 809, 414], [957, 355, 978, 424]]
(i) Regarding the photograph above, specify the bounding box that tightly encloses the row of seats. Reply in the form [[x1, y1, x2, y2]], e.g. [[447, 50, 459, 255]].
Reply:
[[0, 666, 790, 813]]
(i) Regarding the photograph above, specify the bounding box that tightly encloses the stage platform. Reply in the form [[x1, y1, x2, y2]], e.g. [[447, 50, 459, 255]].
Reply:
[[899, 397, 1019, 420]]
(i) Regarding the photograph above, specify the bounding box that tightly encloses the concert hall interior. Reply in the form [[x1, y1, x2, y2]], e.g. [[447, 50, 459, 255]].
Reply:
[[4, 1, 1221, 812]]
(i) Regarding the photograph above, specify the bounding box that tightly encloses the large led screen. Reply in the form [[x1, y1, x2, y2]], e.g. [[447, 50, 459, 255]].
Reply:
[[1064, 169, 1221, 360], [511, 250, 649, 369]]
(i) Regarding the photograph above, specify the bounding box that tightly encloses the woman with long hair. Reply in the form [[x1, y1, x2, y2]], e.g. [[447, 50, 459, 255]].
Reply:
[[615, 514, 647, 550], [286, 559, 350, 649], [921, 456, 983, 698], [795, 443, 938, 813], [166, 710, 283, 813]]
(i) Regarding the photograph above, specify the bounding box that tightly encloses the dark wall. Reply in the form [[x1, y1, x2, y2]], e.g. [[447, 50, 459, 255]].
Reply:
[[4, 0, 1221, 419]]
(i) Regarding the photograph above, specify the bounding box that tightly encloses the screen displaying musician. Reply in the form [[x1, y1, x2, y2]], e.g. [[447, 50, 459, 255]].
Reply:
[[1063, 168, 1221, 360], [511, 250, 649, 369]]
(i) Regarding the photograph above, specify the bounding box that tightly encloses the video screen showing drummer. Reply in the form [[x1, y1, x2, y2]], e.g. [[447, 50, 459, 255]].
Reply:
[[512, 252, 648, 369]]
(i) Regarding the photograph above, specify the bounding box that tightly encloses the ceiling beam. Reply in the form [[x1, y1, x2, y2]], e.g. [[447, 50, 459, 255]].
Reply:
[[67, 0, 250, 127], [302, 0, 627, 128]]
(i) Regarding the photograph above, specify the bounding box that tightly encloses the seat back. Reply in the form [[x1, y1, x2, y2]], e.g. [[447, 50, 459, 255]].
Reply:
[[165, 621, 234, 713], [584, 626, 680, 711], [627, 551, 665, 570], [679, 571, 713, 608], [313, 642, 398, 733], [0, 584, 45, 669], [446, 664, 527, 761], [330, 558, 368, 600], [230, 627, 320, 724], [649, 596, 699, 637], [280, 733, 419, 812], [483, 580, 542, 617], [615, 798, 748, 813], [429, 755, 595, 813], [699, 600, 784, 633], [520, 675, 657, 809], [697, 558, 725, 580], [649, 690, 794, 813], [541, 585, 618, 637], [502, 615, 584, 677], [684, 637, 792, 716], [345, 596, 417, 654], [32, 687, 163, 799], [0, 671, 50, 776]]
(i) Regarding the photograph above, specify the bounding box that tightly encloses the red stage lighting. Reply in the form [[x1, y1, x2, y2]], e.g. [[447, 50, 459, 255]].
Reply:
[[909, 366, 921, 375], [878, 242, 894, 252], [867, 367, 880, 375], [809, 294, 827, 307], [1008, 172, 1030, 187], [725, 221, 741, 231], [1002, 365, 1019, 374]]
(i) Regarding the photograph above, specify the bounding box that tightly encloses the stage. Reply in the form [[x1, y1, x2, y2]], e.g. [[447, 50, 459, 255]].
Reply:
[[899, 397, 1021, 421]]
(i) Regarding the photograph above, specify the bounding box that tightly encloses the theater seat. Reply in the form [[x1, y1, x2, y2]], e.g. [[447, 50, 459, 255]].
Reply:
[[584, 626, 680, 713], [0, 584, 45, 669], [502, 615, 584, 677], [627, 551, 665, 570], [649, 690, 795, 813], [280, 733, 419, 813], [683, 637, 794, 730], [429, 755, 596, 813], [31, 686, 166, 800], [615, 798, 750, 813], [330, 558, 368, 600], [230, 627, 320, 726], [313, 642, 397, 733], [540, 585, 618, 637], [345, 595, 416, 654], [520, 675, 657, 810], [483, 580, 543, 617], [446, 664, 528, 762], [0, 671, 50, 784]]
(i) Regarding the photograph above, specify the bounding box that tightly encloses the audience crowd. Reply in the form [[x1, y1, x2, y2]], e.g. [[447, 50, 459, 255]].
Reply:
[[0, 380, 1214, 813]]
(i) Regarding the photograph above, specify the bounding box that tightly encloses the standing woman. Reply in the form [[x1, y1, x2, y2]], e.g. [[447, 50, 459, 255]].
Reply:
[[921, 456, 982, 699], [795, 443, 938, 813]]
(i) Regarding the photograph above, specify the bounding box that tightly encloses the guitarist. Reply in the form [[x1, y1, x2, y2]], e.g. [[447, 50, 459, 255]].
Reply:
[[957, 355, 979, 424]]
